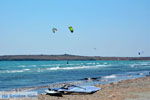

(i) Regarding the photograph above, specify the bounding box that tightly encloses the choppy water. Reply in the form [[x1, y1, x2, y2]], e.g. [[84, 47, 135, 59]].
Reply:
[[0, 60, 150, 91]]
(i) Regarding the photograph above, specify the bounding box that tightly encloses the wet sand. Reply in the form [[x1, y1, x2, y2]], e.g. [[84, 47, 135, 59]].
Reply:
[[1, 76, 150, 100]]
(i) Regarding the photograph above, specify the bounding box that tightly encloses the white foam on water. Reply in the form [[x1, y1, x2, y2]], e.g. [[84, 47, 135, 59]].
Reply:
[[18, 65, 37, 68], [0, 69, 31, 73], [46, 66, 60, 70], [36, 65, 103, 72], [96, 64, 111, 67], [103, 75, 117, 79], [130, 62, 150, 68], [18, 65, 26, 67], [30, 65, 37, 67], [45, 66, 92, 70], [40, 64, 54, 67]]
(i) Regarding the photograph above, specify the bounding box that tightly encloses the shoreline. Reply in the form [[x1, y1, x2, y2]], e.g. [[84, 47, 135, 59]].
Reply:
[[1, 70, 149, 93], [39, 76, 150, 100], [1, 76, 150, 100]]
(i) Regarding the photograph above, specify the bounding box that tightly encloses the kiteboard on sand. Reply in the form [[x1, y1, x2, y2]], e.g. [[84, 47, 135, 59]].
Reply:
[[45, 89, 62, 96], [45, 84, 101, 96]]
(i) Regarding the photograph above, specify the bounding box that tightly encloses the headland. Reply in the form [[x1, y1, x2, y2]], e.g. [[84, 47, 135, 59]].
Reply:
[[0, 54, 150, 61]]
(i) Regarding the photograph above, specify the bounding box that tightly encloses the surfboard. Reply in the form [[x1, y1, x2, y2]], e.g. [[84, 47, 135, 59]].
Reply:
[[45, 89, 62, 96]]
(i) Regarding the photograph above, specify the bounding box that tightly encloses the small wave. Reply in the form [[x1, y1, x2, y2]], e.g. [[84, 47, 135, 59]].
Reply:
[[86, 63, 96, 64], [37, 65, 100, 72], [126, 71, 150, 76], [30, 65, 37, 67], [103, 62, 108, 65], [103, 75, 117, 79], [18, 65, 26, 67], [45, 66, 91, 70], [96, 64, 110, 67], [130, 63, 150, 68], [41, 64, 54, 67], [40, 63, 80, 67], [0, 69, 30, 73], [140, 63, 150, 66], [46, 66, 60, 70], [18, 65, 37, 67]]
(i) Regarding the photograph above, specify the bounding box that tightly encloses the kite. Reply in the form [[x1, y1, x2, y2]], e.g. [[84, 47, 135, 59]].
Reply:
[[68, 26, 74, 33], [138, 51, 144, 55], [52, 28, 57, 33]]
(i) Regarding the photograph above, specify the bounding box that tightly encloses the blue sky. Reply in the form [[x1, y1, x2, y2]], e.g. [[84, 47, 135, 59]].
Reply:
[[0, 0, 149, 57]]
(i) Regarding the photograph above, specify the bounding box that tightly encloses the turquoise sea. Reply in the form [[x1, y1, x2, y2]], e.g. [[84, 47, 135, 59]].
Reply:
[[0, 60, 150, 92]]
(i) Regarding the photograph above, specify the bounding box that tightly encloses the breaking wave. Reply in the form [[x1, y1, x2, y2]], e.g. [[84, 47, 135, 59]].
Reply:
[[0, 64, 112, 73], [38, 65, 100, 72]]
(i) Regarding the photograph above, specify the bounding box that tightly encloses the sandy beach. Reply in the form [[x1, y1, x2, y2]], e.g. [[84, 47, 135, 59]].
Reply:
[[38, 76, 150, 100], [2, 76, 149, 100]]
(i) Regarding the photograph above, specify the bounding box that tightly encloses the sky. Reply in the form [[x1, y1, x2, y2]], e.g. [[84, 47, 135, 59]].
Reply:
[[0, 0, 150, 57]]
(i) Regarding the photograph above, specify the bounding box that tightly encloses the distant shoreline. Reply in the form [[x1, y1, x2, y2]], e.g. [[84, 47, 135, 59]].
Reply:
[[0, 54, 150, 61]]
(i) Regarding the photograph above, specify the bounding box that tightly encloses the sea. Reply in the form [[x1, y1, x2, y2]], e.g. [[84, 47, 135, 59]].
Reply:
[[0, 60, 150, 93]]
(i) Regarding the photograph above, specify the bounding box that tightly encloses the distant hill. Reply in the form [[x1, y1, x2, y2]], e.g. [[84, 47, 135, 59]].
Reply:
[[0, 54, 150, 61]]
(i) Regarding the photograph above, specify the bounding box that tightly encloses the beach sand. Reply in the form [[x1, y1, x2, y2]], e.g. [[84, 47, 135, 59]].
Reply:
[[1, 76, 150, 100]]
